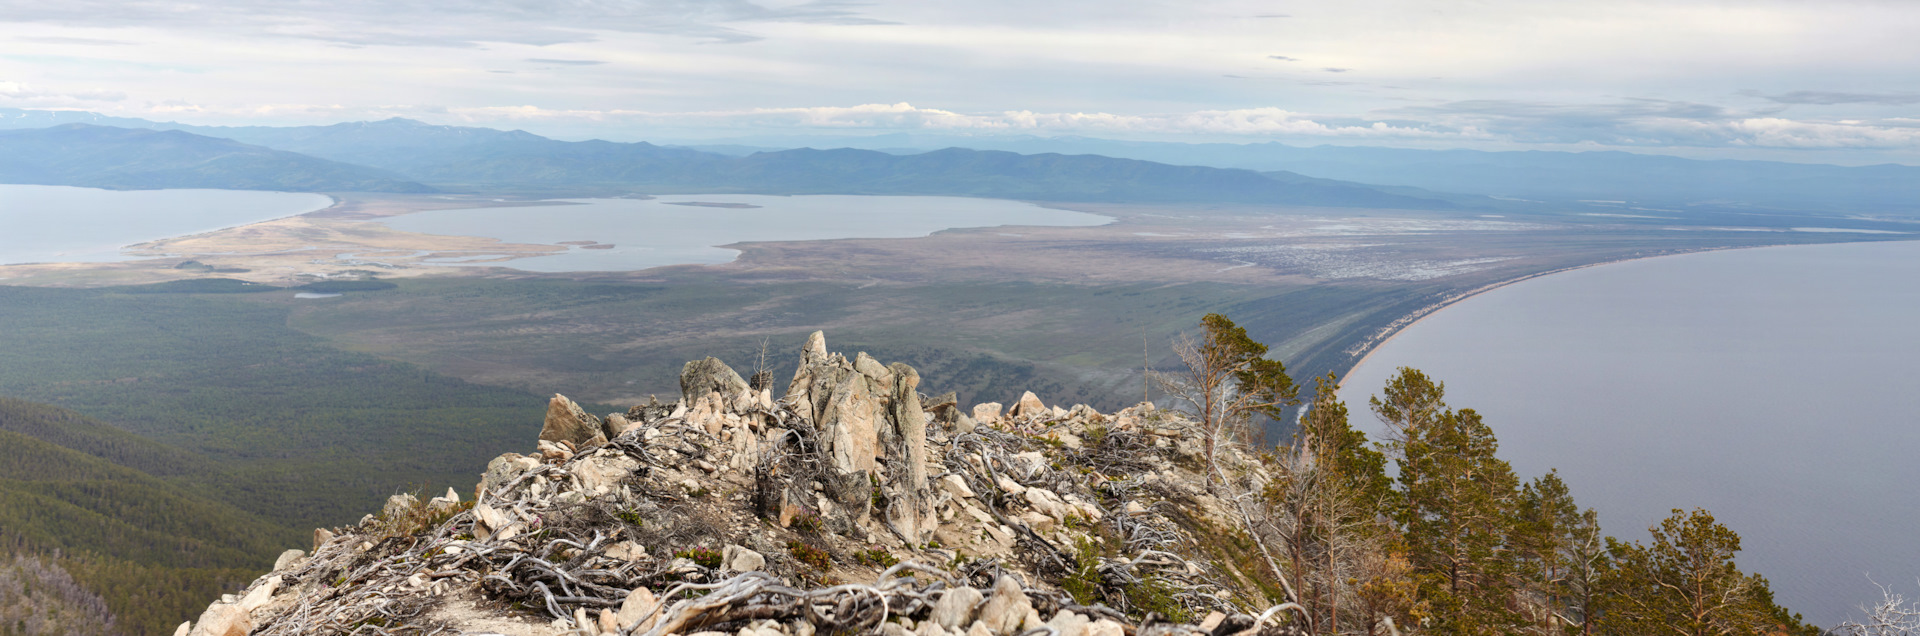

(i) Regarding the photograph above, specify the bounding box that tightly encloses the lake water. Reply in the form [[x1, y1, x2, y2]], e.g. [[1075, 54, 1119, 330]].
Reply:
[[1341, 240, 1920, 626], [0, 185, 332, 265], [378, 194, 1111, 272]]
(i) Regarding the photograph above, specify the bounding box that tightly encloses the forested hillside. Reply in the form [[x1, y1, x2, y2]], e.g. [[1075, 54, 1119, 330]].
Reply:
[[0, 283, 547, 529], [0, 401, 297, 635], [0, 281, 569, 633]]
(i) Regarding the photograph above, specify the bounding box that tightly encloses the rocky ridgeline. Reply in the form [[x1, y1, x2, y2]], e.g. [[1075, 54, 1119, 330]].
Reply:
[[175, 333, 1300, 636]]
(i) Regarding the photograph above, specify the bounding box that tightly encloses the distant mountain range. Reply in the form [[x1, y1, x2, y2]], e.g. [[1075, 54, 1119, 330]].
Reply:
[[6, 108, 1920, 215], [0, 116, 1458, 208], [672, 132, 1920, 216], [0, 125, 435, 192]]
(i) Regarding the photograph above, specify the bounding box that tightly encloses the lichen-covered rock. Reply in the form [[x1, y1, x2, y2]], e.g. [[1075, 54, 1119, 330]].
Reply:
[[681, 357, 750, 404], [381, 493, 418, 519]]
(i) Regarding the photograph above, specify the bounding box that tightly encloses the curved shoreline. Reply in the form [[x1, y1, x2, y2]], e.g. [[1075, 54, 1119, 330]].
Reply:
[[1338, 244, 1761, 385]]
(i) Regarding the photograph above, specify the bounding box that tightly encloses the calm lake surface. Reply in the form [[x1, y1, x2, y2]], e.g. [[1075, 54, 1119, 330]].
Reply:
[[1341, 240, 1920, 626], [379, 194, 1111, 272], [0, 185, 332, 265]]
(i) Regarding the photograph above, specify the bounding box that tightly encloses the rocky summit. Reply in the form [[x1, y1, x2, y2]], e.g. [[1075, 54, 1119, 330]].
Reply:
[[175, 332, 1308, 636]]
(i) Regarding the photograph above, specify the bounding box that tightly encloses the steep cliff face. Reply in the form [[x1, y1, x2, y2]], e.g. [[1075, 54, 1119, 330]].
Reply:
[[174, 333, 1299, 636]]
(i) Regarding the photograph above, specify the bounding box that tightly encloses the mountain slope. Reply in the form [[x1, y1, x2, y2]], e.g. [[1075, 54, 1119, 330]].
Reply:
[[0, 124, 435, 192], [0, 396, 215, 478], [0, 398, 306, 635], [0, 401, 300, 567]]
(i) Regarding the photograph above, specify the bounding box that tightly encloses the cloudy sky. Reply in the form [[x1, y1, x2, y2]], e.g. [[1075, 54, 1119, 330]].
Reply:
[[3, 0, 1918, 162]]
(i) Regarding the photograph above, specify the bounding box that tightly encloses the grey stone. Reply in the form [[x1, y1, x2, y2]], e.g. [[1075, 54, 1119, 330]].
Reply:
[[930, 586, 983, 630], [819, 373, 880, 474], [885, 362, 932, 543], [272, 549, 305, 572], [539, 394, 602, 446], [617, 587, 659, 630], [312, 528, 335, 552], [977, 576, 1031, 636], [381, 493, 418, 520], [681, 357, 750, 405], [604, 413, 633, 439], [1009, 392, 1046, 419], [939, 474, 976, 499], [1047, 611, 1091, 636], [722, 545, 766, 572], [427, 487, 460, 512], [477, 453, 536, 499], [1085, 619, 1125, 636], [187, 603, 249, 636]]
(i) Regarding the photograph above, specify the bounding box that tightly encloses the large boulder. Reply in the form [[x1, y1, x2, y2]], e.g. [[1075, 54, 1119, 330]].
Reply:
[[978, 576, 1032, 636], [680, 357, 749, 404], [931, 586, 984, 629], [1008, 391, 1047, 419], [540, 394, 604, 447]]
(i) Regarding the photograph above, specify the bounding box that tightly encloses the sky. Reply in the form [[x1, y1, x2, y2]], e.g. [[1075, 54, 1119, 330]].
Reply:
[[2, 0, 1918, 163]]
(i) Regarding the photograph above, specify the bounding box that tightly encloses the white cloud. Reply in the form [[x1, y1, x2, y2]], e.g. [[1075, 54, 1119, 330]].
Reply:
[[1723, 118, 1920, 149], [437, 102, 1483, 139], [0, 81, 126, 105]]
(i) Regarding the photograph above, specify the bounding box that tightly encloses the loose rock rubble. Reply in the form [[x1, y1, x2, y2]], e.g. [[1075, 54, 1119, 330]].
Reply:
[[179, 332, 1308, 636]]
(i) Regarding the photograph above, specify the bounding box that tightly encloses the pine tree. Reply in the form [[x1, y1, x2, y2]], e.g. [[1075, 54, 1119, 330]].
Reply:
[[1261, 373, 1396, 633], [1372, 369, 1524, 634], [1514, 470, 1609, 635], [1397, 406, 1524, 634], [1597, 508, 1817, 636], [1158, 313, 1298, 482]]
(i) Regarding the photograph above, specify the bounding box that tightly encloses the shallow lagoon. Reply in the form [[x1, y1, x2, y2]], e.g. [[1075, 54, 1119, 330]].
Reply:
[[0, 185, 332, 265], [378, 194, 1111, 272], [1342, 240, 1920, 626]]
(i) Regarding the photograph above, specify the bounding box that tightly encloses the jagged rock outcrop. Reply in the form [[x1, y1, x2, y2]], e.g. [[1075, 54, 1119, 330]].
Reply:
[[777, 333, 939, 544], [179, 332, 1303, 636]]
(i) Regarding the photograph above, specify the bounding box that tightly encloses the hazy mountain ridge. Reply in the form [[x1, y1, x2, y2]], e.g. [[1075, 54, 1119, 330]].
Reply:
[[0, 124, 436, 193], [194, 118, 1456, 207], [0, 114, 1460, 208], [674, 133, 1920, 215], [9, 109, 1920, 215]]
